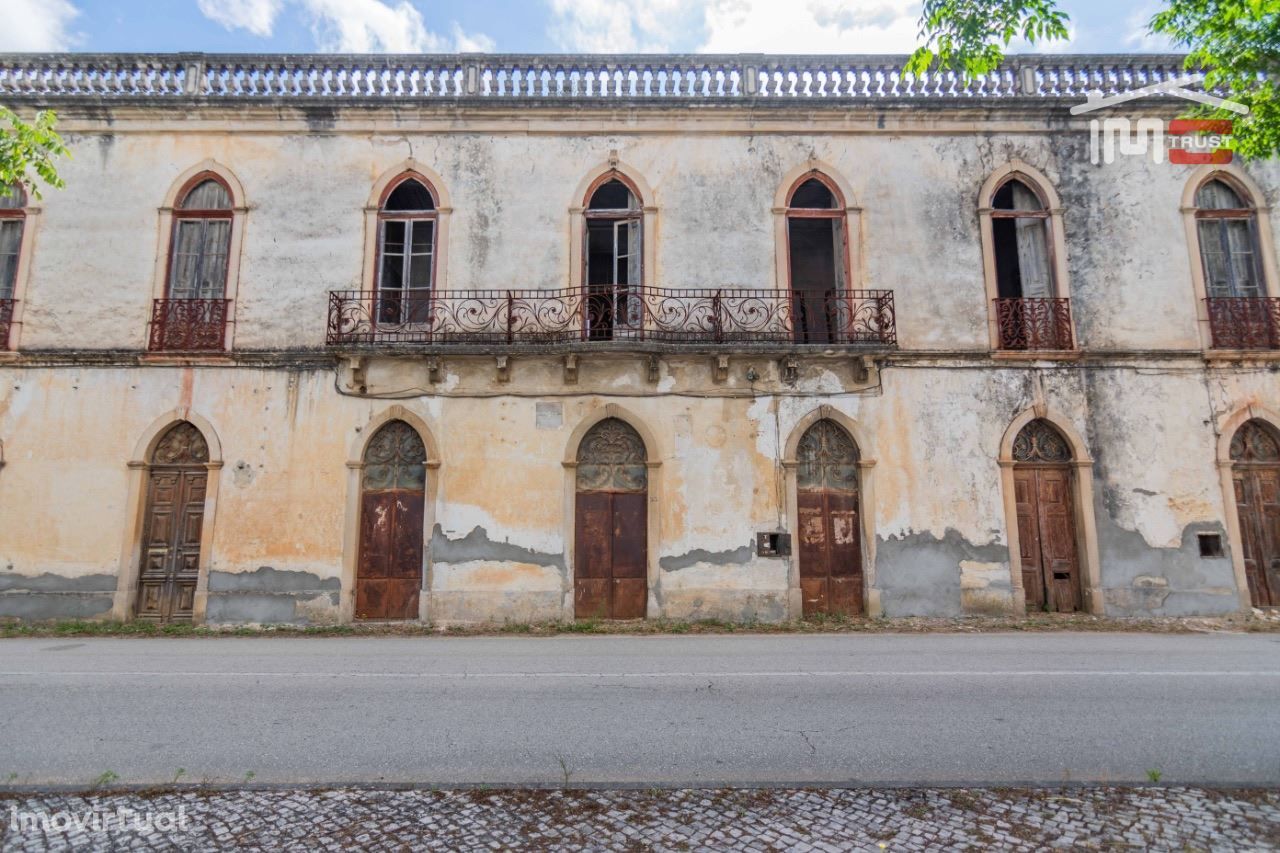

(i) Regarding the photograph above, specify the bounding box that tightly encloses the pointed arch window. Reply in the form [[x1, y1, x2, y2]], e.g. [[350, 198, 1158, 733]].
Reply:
[[0, 183, 25, 349], [1195, 177, 1278, 350], [980, 169, 1074, 351], [376, 175, 437, 326], [785, 174, 849, 344], [584, 176, 643, 341], [152, 172, 238, 352]]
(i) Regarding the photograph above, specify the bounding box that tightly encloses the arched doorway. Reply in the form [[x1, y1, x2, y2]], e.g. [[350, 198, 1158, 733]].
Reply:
[[574, 418, 647, 619], [1230, 419, 1280, 607], [796, 419, 863, 616], [137, 422, 209, 622], [356, 420, 426, 620], [1012, 419, 1082, 612]]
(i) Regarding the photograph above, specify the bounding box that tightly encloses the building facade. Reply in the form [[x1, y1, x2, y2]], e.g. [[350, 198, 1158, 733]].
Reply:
[[0, 53, 1277, 625]]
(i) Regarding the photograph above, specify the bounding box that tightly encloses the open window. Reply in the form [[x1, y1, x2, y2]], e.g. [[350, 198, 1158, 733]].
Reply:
[[0, 183, 24, 349], [991, 179, 1053, 301], [980, 166, 1073, 351], [785, 175, 849, 344], [584, 177, 643, 341], [151, 171, 238, 352], [376, 176, 438, 326]]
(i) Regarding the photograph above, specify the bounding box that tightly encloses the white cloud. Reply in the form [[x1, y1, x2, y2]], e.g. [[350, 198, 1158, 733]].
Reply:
[[195, 0, 493, 52], [1123, 4, 1176, 52], [0, 0, 80, 51], [699, 0, 921, 54], [195, 0, 283, 37], [547, 0, 923, 54]]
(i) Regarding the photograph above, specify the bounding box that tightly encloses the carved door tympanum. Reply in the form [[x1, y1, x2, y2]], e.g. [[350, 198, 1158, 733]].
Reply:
[[356, 420, 426, 620], [574, 418, 647, 619], [137, 422, 208, 623], [1231, 420, 1280, 607], [796, 420, 863, 616], [1013, 420, 1082, 612]]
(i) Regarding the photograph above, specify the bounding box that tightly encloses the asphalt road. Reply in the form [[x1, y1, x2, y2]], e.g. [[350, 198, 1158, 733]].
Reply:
[[0, 632, 1277, 788]]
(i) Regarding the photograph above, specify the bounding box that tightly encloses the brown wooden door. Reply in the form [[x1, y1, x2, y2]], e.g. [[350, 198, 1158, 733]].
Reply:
[[137, 422, 210, 623], [356, 421, 426, 620], [574, 418, 648, 620], [574, 490, 647, 619], [1235, 466, 1280, 607], [798, 489, 863, 616], [796, 419, 862, 616], [137, 467, 205, 622], [1015, 466, 1082, 612]]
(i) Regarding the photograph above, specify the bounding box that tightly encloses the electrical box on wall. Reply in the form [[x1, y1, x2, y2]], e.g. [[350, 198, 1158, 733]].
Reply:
[[757, 532, 791, 557]]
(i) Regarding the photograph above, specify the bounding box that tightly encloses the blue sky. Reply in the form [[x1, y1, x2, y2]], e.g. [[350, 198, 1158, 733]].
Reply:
[[3, 0, 1176, 54]]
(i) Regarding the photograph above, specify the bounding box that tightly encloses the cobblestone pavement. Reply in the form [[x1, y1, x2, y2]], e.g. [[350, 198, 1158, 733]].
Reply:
[[2, 787, 1277, 851]]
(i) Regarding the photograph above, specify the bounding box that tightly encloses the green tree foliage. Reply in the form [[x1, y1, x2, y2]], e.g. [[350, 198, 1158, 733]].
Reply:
[[0, 107, 69, 199], [1151, 0, 1280, 159], [907, 0, 1279, 159]]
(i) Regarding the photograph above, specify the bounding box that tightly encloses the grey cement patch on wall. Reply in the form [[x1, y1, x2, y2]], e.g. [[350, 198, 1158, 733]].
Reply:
[[659, 545, 753, 572], [206, 569, 340, 625], [430, 525, 565, 570], [208, 566, 341, 593], [0, 572, 117, 592], [876, 529, 1009, 617], [1094, 514, 1240, 616], [205, 591, 340, 625], [0, 593, 114, 620]]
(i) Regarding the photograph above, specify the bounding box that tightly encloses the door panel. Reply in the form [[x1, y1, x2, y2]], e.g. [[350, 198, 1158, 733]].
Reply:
[[797, 489, 862, 616], [355, 489, 423, 620], [1016, 466, 1081, 613], [136, 468, 205, 623], [575, 491, 648, 619], [1236, 467, 1280, 607]]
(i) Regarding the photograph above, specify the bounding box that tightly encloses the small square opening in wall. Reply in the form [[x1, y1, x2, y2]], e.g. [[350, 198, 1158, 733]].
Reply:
[[757, 532, 791, 557], [1198, 534, 1224, 558]]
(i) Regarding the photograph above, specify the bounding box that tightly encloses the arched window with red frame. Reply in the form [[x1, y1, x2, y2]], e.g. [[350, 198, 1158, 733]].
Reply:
[[167, 174, 233, 301], [785, 174, 849, 344], [0, 183, 26, 349], [376, 174, 438, 325]]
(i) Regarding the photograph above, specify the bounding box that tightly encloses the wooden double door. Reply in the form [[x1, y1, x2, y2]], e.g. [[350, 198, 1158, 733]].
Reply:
[[575, 490, 647, 619], [1232, 421, 1280, 607], [574, 418, 648, 619], [1014, 466, 1082, 612], [137, 422, 209, 623], [796, 419, 863, 616], [355, 420, 426, 620]]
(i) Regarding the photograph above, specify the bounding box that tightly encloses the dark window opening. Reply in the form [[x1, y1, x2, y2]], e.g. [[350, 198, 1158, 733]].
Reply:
[[1198, 533, 1224, 558], [991, 179, 1051, 300], [584, 179, 641, 341], [1195, 179, 1262, 299], [790, 178, 837, 209], [384, 179, 434, 212], [787, 216, 845, 344]]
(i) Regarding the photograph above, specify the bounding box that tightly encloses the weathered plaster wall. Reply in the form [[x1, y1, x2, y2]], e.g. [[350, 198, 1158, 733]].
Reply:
[[3, 109, 1279, 623], [17, 121, 1280, 354], [3, 353, 1270, 622]]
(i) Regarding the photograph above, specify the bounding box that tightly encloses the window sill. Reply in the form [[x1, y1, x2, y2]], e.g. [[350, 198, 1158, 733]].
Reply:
[[1203, 349, 1280, 364]]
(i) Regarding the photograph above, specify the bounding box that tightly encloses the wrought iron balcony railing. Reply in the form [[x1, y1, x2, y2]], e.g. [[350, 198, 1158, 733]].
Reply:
[[1205, 297, 1280, 350], [327, 287, 896, 348], [0, 298, 14, 350], [148, 298, 231, 352], [994, 297, 1074, 351]]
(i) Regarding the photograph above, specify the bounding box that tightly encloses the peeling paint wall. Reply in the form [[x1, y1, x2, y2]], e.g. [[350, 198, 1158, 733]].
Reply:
[[1, 106, 1278, 623]]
